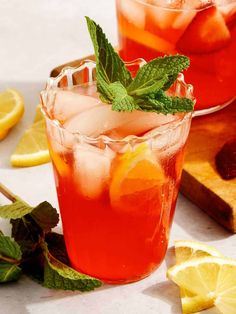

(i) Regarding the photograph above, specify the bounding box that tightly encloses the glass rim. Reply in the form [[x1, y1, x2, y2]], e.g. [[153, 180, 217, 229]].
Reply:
[[41, 59, 193, 145], [120, 0, 233, 11]]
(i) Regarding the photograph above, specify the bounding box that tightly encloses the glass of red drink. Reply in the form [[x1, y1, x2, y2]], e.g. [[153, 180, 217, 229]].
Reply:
[[116, 0, 236, 115], [41, 59, 193, 284]]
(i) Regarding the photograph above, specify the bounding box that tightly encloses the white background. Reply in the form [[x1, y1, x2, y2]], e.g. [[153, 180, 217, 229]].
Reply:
[[0, 1, 235, 313]]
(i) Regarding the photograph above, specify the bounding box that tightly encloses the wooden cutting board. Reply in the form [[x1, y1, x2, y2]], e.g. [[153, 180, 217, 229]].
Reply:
[[51, 59, 236, 232], [181, 103, 236, 233]]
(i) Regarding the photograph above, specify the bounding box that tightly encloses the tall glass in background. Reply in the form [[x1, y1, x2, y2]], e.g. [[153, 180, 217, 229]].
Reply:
[[41, 60, 193, 284], [116, 0, 236, 114]]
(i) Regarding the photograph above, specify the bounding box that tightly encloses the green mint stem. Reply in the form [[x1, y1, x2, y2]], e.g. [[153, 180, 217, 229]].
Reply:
[[0, 182, 16, 203]]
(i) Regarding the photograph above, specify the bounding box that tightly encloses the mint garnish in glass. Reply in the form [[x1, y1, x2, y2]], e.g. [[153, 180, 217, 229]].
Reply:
[[85, 16, 194, 114]]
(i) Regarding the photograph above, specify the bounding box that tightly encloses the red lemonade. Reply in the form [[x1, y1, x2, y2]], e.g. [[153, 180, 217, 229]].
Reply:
[[116, 0, 236, 111], [41, 60, 193, 283]]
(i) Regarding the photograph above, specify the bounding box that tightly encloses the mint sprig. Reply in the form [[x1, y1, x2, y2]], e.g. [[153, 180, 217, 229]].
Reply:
[[0, 183, 102, 291], [86, 16, 132, 104], [86, 17, 194, 114], [0, 234, 22, 283]]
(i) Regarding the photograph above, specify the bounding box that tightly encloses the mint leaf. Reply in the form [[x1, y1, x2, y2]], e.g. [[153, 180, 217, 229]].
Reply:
[[0, 262, 21, 283], [20, 247, 45, 284], [0, 183, 103, 291], [45, 232, 70, 266], [137, 90, 194, 114], [86, 17, 132, 103], [129, 75, 168, 96], [30, 202, 59, 233], [0, 198, 32, 219], [11, 201, 59, 257], [0, 233, 22, 284], [86, 17, 194, 114], [43, 245, 102, 291], [0, 235, 22, 261], [109, 81, 138, 112], [11, 216, 41, 251], [163, 73, 178, 91], [127, 55, 189, 94]]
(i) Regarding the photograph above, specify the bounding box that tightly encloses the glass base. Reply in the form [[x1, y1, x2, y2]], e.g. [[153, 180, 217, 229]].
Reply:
[[193, 97, 236, 117]]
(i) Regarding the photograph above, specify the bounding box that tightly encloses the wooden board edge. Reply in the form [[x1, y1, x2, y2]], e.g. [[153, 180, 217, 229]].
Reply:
[[180, 170, 236, 233]]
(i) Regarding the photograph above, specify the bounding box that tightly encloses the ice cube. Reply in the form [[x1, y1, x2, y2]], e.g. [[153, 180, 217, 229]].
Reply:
[[147, 1, 180, 29], [119, 0, 146, 28], [74, 143, 115, 199], [63, 104, 153, 137], [173, 11, 197, 32], [116, 112, 176, 137], [146, 0, 196, 42], [52, 90, 100, 122]]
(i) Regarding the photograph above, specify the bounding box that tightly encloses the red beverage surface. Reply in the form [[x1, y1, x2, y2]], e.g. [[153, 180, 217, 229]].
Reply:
[[116, 1, 236, 110], [49, 144, 186, 283]]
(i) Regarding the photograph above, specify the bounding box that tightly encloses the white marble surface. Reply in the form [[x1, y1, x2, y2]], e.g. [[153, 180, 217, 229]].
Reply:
[[0, 1, 235, 314]]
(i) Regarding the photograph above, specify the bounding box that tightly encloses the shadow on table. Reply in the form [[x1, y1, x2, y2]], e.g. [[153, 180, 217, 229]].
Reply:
[[141, 247, 179, 313], [174, 194, 231, 241], [142, 280, 181, 314], [1, 275, 114, 314]]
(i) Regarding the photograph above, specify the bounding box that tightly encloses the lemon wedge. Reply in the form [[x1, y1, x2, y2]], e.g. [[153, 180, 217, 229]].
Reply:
[[109, 143, 165, 212], [168, 256, 236, 314], [11, 105, 50, 167], [174, 240, 222, 314], [0, 89, 24, 140]]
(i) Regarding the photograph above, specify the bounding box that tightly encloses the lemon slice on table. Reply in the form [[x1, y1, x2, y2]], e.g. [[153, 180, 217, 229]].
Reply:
[[174, 240, 223, 314], [0, 89, 24, 140], [167, 256, 236, 314], [11, 105, 50, 167], [0, 129, 9, 140]]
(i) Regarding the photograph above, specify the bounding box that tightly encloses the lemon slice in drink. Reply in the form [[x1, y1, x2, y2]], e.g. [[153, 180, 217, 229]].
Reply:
[[109, 143, 166, 213], [167, 256, 236, 314], [0, 89, 24, 140], [174, 240, 222, 314], [11, 105, 50, 167]]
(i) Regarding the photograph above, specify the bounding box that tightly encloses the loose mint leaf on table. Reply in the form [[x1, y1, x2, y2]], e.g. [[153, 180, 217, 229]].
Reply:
[[0, 234, 22, 283], [43, 245, 102, 291], [10, 201, 59, 257], [0, 198, 32, 219], [0, 183, 102, 291], [20, 247, 45, 284], [45, 232, 70, 266], [0, 262, 22, 283], [0, 234, 22, 261], [30, 201, 59, 233]]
